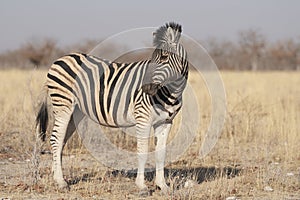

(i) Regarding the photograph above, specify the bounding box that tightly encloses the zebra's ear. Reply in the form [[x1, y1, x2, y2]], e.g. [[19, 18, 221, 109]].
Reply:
[[167, 26, 181, 44], [166, 27, 175, 43], [152, 31, 157, 43]]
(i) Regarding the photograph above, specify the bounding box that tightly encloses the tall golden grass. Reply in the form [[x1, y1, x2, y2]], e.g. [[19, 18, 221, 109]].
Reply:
[[0, 69, 299, 199]]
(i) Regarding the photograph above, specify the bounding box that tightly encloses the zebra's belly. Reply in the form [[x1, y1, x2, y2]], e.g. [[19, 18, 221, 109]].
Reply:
[[76, 99, 136, 128]]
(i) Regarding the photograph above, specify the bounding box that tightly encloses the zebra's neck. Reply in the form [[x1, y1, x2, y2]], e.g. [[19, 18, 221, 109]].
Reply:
[[164, 75, 187, 99], [151, 74, 187, 110]]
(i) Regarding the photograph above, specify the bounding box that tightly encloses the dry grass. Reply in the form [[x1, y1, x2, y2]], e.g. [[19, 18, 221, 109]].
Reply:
[[0, 69, 299, 199]]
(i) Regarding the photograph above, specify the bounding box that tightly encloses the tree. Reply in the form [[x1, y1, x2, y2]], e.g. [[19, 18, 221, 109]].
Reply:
[[268, 39, 300, 70], [238, 29, 266, 71], [205, 37, 237, 70], [21, 38, 58, 67]]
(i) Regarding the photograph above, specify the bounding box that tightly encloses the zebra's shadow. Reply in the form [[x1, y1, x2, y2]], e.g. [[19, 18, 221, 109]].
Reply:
[[68, 166, 241, 188]]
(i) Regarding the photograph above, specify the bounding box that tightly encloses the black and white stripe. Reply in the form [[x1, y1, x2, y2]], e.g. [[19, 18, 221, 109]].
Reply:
[[48, 53, 150, 126]]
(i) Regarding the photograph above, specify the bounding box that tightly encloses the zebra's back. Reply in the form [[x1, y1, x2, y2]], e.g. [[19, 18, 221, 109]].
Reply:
[[47, 53, 150, 127]]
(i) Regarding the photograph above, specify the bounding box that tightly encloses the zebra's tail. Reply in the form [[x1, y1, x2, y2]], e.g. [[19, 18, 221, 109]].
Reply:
[[36, 99, 49, 142]]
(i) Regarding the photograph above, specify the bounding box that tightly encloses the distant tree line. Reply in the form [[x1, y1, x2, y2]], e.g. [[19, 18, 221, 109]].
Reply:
[[0, 38, 99, 69], [205, 29, 300, 70], [0, 29, 299, 70]]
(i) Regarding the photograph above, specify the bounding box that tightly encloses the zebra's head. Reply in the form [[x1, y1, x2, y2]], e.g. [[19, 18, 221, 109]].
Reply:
[[142, 22, 188, 96]]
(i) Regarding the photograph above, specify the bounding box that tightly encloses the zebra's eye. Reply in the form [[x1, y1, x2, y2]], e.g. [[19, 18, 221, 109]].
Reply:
[[160, 50, 168, 61], [161, 54, 168, 61]]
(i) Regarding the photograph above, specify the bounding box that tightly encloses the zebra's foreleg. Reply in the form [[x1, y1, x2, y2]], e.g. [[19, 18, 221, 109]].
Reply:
[[154, 123, 171, 193], [135, 122, 151, 192], [50, 109, 73, 189]]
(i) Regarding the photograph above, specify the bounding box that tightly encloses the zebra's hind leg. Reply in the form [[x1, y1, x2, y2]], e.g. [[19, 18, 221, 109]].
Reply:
[[50, 106, 74, 189], [154, 123, 171, 194], [63, 106, 84, 146]]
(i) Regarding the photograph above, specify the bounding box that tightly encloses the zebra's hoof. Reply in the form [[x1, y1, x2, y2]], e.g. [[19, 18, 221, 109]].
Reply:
[[156, 184, 171, 195], [57, 181, 70, 191]]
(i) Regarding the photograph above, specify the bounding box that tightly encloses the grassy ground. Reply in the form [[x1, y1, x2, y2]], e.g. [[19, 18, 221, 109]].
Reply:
[[0, 69, 299, 199]]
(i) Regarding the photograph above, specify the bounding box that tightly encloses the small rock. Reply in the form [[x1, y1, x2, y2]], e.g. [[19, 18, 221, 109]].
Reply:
[[8, 158, 13, 161], [25, 159, 30, 162], [264, 186, 274, 192], [286, 172, 294, 176], [226, 197, 237, 200]]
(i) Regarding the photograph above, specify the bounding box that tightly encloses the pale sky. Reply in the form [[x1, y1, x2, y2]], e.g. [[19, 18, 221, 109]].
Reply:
[[0, 0, 299, 52]]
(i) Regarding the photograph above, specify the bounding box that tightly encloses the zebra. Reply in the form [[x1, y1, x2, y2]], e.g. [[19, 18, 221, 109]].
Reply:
[[36, 22, 188, 193]]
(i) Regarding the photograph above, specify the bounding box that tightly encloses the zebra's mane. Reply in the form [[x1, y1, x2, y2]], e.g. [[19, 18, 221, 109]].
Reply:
[[153, 22, 182, 48]]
